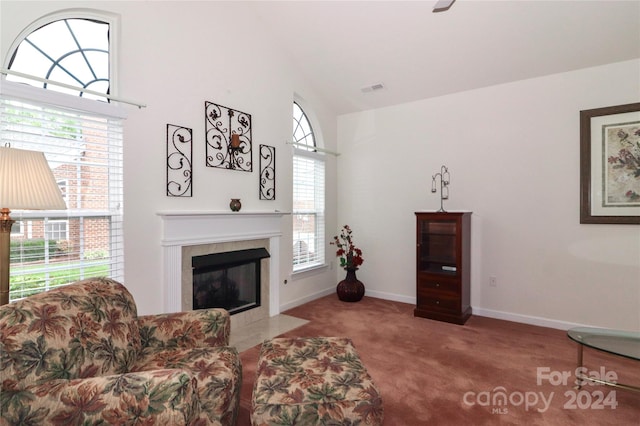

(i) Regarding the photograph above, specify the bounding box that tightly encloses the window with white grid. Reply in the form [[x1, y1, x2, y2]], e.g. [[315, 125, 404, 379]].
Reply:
[[44, 220, 69, 241], [292, 102, 325, 271], [3, 15, 124, 301], [1, 83, 125, 301]]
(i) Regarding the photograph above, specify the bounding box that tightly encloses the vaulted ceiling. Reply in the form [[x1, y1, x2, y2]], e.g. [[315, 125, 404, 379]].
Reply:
[[250, 0, 640, 115]]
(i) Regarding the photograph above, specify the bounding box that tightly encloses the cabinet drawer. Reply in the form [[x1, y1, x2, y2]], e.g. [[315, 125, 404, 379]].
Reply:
[[418, 276, 459, 294], [417, 290, 460, 313]]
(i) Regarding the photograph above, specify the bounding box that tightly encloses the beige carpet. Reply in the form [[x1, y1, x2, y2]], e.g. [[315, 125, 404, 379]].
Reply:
[[237, 295, 640, 425]]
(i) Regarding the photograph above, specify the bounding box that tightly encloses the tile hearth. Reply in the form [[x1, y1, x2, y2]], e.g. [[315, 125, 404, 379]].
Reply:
[[229, 314, 309, 352]]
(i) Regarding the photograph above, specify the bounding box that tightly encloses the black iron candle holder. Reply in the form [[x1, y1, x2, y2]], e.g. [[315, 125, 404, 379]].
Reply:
[[431, 165, 450, 212]]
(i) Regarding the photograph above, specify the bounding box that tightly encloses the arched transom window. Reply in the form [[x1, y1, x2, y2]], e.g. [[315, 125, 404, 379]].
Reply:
[[8, 18, 110, 100], [293, 102, 316, 151]]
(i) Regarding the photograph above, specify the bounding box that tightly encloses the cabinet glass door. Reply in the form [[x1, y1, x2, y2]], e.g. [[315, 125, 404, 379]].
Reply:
[[418, 220, 457, 274]]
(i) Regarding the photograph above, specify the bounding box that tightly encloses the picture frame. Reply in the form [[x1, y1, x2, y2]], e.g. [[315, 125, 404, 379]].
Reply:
[[580, 102, 640, 224]]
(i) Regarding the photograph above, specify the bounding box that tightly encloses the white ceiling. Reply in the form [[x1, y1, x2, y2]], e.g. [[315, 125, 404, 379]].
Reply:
[[250, 0, 640, 115]]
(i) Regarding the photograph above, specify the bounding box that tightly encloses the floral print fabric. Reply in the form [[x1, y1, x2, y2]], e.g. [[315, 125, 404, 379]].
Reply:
[[0, 277, 241, 425], [251, 337, 384, 425]]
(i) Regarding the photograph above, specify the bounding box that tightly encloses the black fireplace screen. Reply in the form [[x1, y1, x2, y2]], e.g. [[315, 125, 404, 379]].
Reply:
[[192, 248, 269, 314]]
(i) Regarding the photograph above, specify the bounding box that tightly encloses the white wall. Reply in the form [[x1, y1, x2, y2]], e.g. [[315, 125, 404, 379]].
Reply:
[[337, 60, 640, 331], [1, 1, 339, 315], [3, 2, 639, 331]]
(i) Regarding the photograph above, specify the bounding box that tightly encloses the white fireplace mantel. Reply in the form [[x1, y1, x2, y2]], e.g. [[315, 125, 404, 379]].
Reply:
[[158, 210, 289, 315]]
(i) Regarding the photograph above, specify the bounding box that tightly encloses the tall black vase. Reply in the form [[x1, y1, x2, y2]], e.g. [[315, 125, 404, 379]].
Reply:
[[337, 268, 365, 302]]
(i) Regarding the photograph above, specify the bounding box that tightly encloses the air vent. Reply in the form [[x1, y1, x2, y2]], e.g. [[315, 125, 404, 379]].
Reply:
[[361, 82, 385, 93], [433, 0, 455, 13]]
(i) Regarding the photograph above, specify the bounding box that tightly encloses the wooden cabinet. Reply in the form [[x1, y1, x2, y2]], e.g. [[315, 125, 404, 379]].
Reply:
[[414, 211, 471, 325]]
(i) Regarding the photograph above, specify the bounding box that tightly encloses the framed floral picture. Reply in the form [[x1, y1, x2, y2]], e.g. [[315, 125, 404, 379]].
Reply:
[[580, 102, 640, 224]]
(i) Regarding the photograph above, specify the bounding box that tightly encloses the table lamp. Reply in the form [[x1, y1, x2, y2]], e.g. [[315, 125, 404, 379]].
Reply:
[[0, 145, 67, 305]]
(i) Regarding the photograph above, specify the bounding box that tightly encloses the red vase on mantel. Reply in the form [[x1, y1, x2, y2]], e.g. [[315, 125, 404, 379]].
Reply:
[[337, 268, 365, 302]]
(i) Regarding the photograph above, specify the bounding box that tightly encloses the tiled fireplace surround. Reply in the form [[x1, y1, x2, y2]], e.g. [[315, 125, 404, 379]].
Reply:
[[158, 211, 286, 330]]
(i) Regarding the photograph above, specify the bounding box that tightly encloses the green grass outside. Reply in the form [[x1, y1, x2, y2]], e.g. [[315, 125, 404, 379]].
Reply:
[[10, 262, 110, 299]]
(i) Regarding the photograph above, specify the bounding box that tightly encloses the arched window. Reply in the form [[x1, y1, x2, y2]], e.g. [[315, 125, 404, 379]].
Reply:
[[293, 102, 315, 150], [292, 101, 325, 271], [1, 13, 124, 302], [7, 17, 110, 100]]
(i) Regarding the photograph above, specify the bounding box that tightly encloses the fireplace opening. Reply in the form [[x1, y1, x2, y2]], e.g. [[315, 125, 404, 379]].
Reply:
[[192, 248, 270, 315]]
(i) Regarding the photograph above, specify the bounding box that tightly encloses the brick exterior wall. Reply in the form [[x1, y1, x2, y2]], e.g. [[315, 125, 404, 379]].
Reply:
[[10, 140, 113, 261]]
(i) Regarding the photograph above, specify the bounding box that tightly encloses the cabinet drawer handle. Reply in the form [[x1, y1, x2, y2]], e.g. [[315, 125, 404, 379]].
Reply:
[[435, 283, 440, 287], [435, 300, 440, 305]]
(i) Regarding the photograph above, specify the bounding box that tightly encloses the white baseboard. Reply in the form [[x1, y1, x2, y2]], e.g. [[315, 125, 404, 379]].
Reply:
[[279, 288, 415, 313], [279, 290, 593, 331], [365, 289, 415, 305], [471, 307, 594, 331], [278, 287, 334, 313]]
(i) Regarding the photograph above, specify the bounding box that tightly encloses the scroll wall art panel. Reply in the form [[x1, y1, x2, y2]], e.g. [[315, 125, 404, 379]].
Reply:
[[205, 101, 252, 172], [166, 124, 193, 197], [259, 144, 276, 200]]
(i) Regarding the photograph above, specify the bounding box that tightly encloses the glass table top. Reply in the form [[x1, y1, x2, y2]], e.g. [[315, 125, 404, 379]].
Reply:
[[567, 327, 640, 361]]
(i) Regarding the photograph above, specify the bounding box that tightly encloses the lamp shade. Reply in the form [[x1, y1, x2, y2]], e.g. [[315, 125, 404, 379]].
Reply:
[[0, 146, 67, 210]]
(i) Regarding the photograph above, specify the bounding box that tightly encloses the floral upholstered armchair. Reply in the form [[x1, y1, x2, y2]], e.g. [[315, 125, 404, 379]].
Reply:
[[0, 278, 242, 425]]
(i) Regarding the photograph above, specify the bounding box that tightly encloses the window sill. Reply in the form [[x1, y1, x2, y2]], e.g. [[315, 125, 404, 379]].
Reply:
[[292, 263, 329, 281]]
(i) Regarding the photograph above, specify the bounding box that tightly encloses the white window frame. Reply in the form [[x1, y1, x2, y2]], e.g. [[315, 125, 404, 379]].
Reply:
[[292, 100, 326, 273], [2, 11, 125, 301], [57, 179, 69, 204], [4, 9, 120, 96], [44, 219, 69, 241], [10, 221, 23, 236]]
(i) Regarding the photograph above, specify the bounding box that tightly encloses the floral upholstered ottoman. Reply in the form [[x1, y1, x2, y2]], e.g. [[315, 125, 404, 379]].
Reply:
[[251, 337, 384, 425]]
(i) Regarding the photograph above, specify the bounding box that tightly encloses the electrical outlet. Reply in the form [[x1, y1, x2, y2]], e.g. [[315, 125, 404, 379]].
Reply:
[[489, 275, 497, 287]]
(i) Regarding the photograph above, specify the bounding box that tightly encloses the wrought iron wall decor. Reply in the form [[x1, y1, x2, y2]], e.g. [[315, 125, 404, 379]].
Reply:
[[166, 124, 193, 197], [205, 101, 252, 172], [259, 144, 276, 200]]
